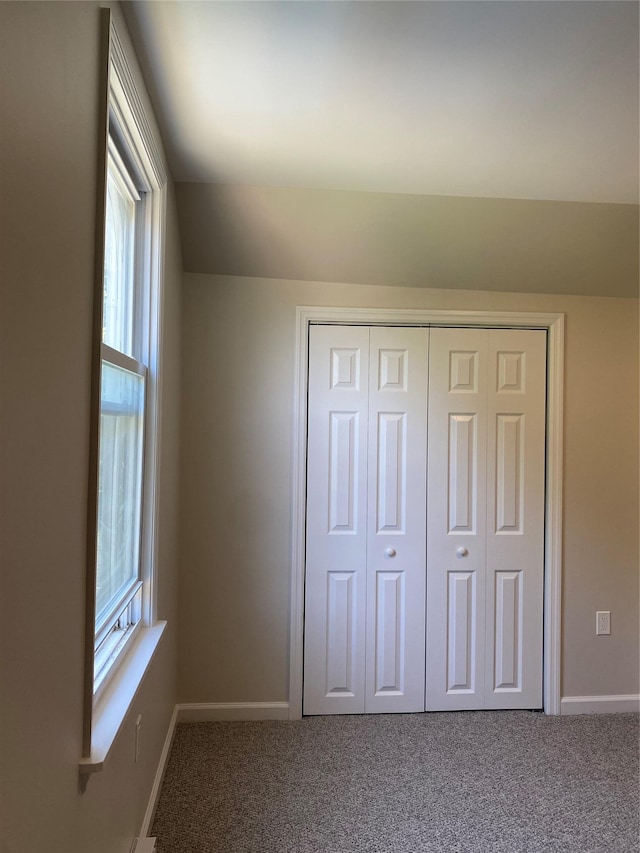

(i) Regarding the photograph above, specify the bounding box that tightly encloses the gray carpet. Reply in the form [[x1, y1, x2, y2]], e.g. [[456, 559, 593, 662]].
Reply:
[[151, 712, 639, 852]]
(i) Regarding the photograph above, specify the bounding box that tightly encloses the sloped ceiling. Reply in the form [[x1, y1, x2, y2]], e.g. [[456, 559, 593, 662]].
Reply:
[[126, 0, 638, 202], [124, 1, 639, 294]]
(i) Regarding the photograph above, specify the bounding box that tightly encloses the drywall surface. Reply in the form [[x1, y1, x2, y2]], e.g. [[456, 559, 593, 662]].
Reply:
[[179, 274, 639, 704], [176, 182, 639, 298], [0, 4, 181, 852]]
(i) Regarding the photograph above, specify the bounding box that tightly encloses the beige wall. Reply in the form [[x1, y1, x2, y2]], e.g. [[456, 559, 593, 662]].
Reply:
[[176, 182, 639, 298], [1, 1, 637, 848], [179, 273, 639, 704], [0, 4, 181, 852]]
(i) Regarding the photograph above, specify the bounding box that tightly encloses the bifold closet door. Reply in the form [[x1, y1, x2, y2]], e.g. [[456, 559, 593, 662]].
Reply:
[[484, 330, 546, 709], [304, 325, 428, 715], [304, 326, 369, 715], [426, 328, 546, 711], [425, 329, 489, 711], [365, 327, 428, 713]]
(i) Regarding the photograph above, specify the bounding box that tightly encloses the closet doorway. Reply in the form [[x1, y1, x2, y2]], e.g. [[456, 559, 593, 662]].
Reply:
[[289, 308, 564, 718]]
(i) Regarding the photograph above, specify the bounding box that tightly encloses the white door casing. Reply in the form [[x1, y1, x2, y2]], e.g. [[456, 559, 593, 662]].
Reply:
[[290, 308, 564, 719]]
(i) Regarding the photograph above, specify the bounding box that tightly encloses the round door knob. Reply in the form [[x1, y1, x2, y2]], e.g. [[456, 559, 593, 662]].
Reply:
[[384, 548, 397, 558], [456, 547, 469, 558]]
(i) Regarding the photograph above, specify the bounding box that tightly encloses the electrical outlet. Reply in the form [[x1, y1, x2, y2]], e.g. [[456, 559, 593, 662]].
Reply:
[[135, 714, 142, 762], [596, 611, 611, 635]]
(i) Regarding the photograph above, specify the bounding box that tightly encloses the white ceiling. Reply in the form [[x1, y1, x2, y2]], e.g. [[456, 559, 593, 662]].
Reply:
[[125, 1, 639, 204]]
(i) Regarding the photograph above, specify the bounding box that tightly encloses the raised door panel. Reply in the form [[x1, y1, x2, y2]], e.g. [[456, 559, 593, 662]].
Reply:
[[374, 571, 405, 695], [325, 571, 358, 696], [446, 570, 477, 693], [376, 412, 407, 532], [366, 327, 428, 713], [304, 325, 369, 714], [495, 414, 524, 533], [328, 412, 359, 533], [449, 414, 478, 533], [426, 329, 488, 711], [485, 329, 546, 709], [493, 570, 522, 691]]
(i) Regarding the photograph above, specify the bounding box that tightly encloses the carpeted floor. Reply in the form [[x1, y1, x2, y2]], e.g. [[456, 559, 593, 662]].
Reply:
[[151, 711, 639, 852]]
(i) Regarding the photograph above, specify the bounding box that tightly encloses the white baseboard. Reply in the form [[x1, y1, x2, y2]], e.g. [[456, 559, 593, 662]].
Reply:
[[132, 840, 157, 853], [138, 705, 178, 838], [176, 702, 290, 722], [561, 694, 640, 715]]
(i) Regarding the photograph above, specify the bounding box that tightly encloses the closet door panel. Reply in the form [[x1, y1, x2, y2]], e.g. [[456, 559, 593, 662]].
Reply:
[[426, 329, 488, 711], [485, 329, 546, 709], [304, 325, 369, 714], [366, 327, 428, 713]]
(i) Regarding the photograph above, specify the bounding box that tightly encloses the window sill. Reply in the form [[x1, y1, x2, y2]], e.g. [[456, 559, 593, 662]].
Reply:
[[79, 621, 166, 776]]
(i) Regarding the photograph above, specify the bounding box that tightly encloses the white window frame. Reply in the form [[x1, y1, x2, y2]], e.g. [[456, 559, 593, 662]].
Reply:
[[81, 12, 168, 778]]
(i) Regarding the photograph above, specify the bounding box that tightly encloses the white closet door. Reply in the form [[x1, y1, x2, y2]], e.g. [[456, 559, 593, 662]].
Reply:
[[426, 327, 545, 711], [305, 324, 545, 716], [304, 325, 370, 715], [426, 329, 489, 711], [365, 327, 428, 713], [485, 329, 546, 709]]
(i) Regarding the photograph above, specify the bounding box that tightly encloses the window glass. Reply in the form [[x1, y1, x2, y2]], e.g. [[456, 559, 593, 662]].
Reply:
[[103, 167, 136, 356], [95, 360, 145, 630]]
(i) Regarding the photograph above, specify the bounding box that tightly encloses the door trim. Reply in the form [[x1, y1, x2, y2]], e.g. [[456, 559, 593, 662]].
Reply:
[[289, 307, 564, 717]]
